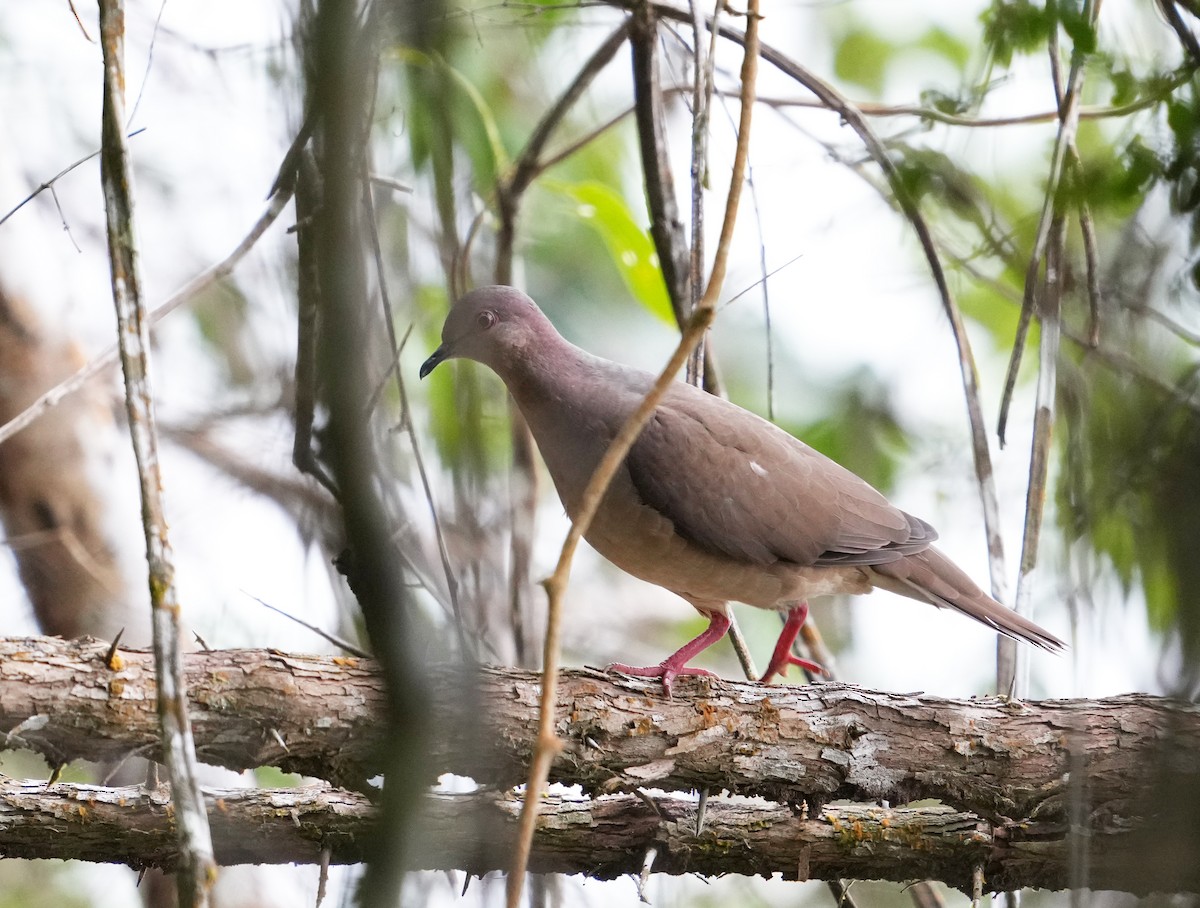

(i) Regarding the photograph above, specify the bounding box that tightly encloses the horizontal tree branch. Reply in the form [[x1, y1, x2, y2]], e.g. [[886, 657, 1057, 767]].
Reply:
[[1, 637, 1195, 827], [0, 779, 1192, 893]]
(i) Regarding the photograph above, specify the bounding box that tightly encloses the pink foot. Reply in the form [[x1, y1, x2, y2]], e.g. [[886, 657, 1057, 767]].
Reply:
[[606, 612, 731, 697], [760, 602, 826, 684], [606, 661, 719, 698]]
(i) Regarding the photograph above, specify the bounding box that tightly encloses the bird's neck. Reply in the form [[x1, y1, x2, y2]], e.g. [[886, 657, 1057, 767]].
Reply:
[[499, 338, 639, 515]]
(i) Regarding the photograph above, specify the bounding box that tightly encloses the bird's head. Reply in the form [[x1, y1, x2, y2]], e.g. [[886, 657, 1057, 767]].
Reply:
[[419, 285, 550, 380]]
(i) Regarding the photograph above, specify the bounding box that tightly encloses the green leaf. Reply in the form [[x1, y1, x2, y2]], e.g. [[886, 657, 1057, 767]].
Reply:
[[833, 27, 894, 95], [1059, 4, 1097, 54], [981, 0, 1052, 68], [955, 278, 1036, 353], [400, 49, 510, 189], [544, 179, 674, 325], [915, 26, 972, 71], [1110, 68, 1138, 107]]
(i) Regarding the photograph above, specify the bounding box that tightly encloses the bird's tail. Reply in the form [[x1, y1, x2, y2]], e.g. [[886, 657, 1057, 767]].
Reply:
[[870, 547, 1065, 652]]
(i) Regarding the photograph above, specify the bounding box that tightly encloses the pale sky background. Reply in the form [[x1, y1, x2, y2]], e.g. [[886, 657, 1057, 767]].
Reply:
[[0, 2, 1180, 906]]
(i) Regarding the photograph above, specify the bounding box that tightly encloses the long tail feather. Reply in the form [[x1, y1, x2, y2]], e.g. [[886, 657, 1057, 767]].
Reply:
[[870, 547, 1065, 651]]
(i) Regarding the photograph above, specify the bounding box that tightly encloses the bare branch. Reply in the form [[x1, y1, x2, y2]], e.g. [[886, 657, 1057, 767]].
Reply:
[[999, 1, 1100, 696], [0, 780, 1191, 893], [97, 3, 215, 902]]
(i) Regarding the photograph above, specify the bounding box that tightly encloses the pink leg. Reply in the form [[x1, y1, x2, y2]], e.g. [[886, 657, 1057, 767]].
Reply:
[[760, 602, 825, 684], [607, 612, 731, 697]]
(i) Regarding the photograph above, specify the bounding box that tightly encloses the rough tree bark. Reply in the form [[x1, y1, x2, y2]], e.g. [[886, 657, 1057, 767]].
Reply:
[[2, 779, 1191, 893], [0, 636, 1196, 894]]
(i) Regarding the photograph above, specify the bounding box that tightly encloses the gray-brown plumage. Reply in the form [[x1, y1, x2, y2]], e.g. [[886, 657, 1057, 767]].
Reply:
[[421, 286, 1064, 691]]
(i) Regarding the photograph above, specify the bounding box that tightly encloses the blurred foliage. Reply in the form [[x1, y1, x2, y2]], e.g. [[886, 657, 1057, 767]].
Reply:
[[1059, 357, 1200, 671], [832, 19, 972, 96], [789, 373, 913, 495]]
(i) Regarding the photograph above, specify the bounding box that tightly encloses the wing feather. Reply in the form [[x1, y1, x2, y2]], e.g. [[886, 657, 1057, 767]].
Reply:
[[625, 385, 936, 568]]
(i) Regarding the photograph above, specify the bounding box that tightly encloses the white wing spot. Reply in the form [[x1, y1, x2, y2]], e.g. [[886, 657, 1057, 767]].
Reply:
[[749, 460, 768, 478]]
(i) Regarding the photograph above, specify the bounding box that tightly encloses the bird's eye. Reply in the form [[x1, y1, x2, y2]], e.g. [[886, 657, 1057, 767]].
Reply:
[[477, 310, 497, 330]]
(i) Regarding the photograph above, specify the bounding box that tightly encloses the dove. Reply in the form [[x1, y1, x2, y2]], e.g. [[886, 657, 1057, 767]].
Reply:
[[420, 286, 1063, 692]]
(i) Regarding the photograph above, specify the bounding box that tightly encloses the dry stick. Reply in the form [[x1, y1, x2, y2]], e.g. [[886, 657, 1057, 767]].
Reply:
[[0, 180, 293, 450], [996, 2, 1098, 448], [664, 4, 1010, 610], [629, 6, 693, 330], [1078, 187, 1102, 347], [1161, 0, 1200, 65], [361, 162, 469, 660], [631, 12, 724, 398], [243, 592, 370, 659], [504, 7, 761, 907], [1140, 304, 1200, 346], [685, 0, 720, 387], [1007, 213, 1068, 700], [496, 19, 632, 275], [97, 3, 215, 905], [998, 4, 1097, 697], [955, 255, 1200, 416]]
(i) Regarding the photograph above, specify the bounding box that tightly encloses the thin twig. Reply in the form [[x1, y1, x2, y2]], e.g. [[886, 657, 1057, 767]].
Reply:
[[127, 0, 168, 127], [536, 106, 633, 173], [745, 79, 1188, 127], [0, 128, 146, 229], [504, 6, 761, 906], [98, 3, 215, 904], [1160, 0, 1200, 66], [1138, 304, 1200, 345], [1078, 189, 1102, 347], [362, 159, 469, 659], [954, 253, 1200, 416], [630, 4, 692, 325], [685, 0, 720, 386], [368, 174, 413, 193], [496, 18, 631, 261], [243, 592, 369, 658], [0, 164, 294, 450], [997, 3, 1098, 446]]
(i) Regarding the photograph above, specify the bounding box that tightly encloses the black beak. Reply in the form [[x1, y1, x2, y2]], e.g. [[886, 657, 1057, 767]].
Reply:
[[419, 345, 449, 379]]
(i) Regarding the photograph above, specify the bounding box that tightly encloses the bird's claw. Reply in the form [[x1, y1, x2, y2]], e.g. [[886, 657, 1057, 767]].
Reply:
[[761, 653, 826, 685], [606, 661, 719, 697]]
